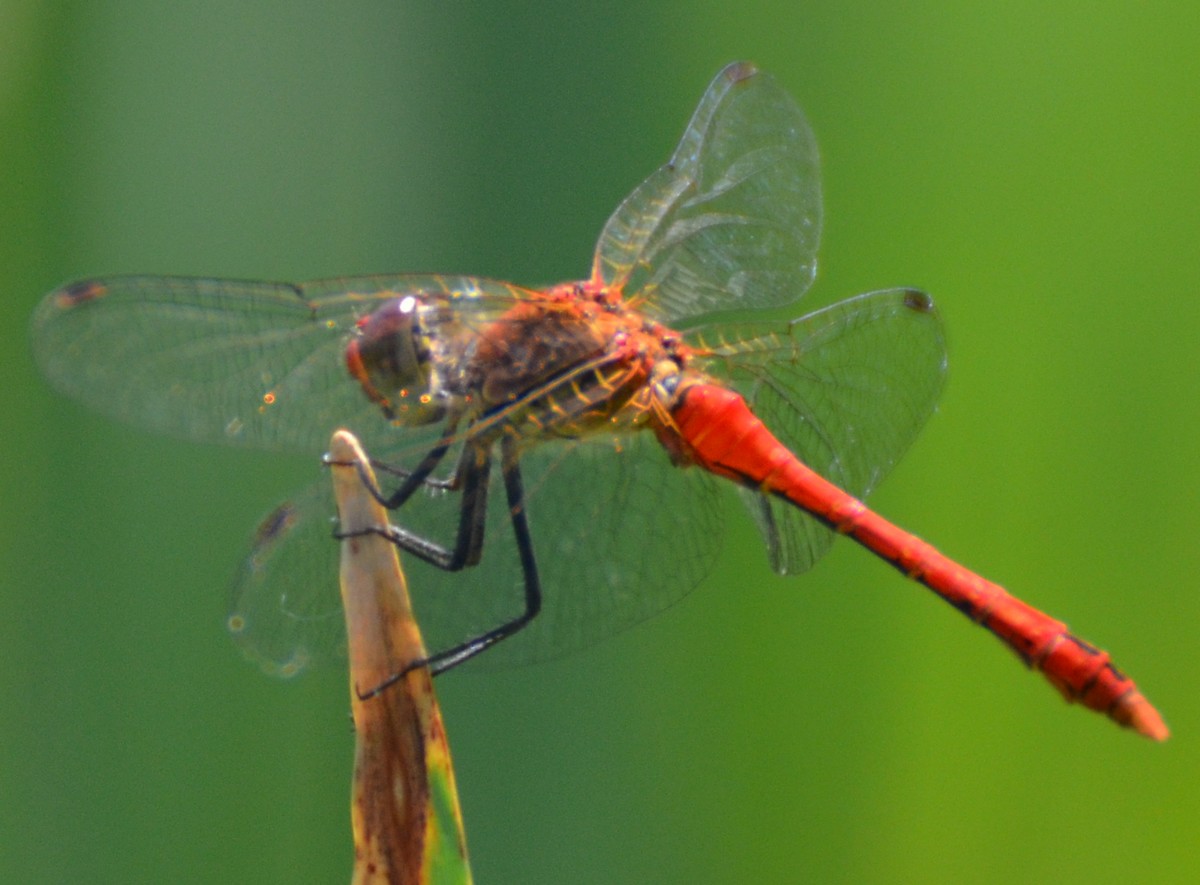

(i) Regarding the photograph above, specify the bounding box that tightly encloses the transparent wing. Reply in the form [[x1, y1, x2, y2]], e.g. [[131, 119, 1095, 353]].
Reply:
[[227, 426, 726, 675], [480, 430, 724, 666], [593, 61, 821, 325], [30, 274, 532, 454], [691, 289, 946, 575], [227, 486, 348, 677]]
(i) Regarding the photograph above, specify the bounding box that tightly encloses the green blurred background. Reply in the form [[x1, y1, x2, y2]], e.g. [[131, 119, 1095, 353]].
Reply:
[[3, 2, 1197, 882]]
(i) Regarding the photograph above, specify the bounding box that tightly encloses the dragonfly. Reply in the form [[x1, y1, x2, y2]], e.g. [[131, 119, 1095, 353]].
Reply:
[[32, 62, 1166, 739]]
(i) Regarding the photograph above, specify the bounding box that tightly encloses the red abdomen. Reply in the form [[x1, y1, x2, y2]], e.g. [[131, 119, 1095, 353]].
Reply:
[[668, 382, 1167, 740]]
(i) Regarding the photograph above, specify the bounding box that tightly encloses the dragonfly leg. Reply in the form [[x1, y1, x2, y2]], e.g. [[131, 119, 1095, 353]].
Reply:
[[325, 415, 464, 505], [357, 434, 543, 697], [369, 457, 458, 492], [423, 434, 542, 673], [374, 429, 460, 509], [340, 440, 490, 570]]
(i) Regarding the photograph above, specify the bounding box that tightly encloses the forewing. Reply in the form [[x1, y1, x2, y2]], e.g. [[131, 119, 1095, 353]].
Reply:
[[692, 289, 946, 575], [594, 61, 821, 325], [30, 274, 527, 454]]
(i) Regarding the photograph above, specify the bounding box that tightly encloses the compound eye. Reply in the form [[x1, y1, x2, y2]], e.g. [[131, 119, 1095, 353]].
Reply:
[[346, 295, 439, 421], [360, 297, 424, 380]]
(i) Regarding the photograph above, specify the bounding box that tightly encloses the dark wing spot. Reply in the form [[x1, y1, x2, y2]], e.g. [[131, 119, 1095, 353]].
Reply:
[[902, 289, 935, 313], [55, 279, 108, 309], [252, 502, 299, 546]]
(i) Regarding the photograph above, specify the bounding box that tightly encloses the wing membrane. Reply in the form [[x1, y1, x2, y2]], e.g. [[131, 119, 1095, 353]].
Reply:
[[594, 61, 821, 325], [30, 274, 530, 454], [690, 289, 947, 574]]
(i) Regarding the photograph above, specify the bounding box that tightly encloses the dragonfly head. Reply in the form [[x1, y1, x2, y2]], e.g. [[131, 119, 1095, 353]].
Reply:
[[345, 296, 444, 425]]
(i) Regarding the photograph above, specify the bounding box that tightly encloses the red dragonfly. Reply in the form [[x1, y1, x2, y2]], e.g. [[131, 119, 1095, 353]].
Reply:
[[32, 62, 1166, 739]]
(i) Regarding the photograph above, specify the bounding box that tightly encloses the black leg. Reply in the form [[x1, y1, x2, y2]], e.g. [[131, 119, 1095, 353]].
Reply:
[[325, 415, 463, 507], [343, 441, 491, 572], [423, 433, 542, 673], [357, 433, 544, 696], [375, 430, 460, 509], [369, 457, 458, 492]]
